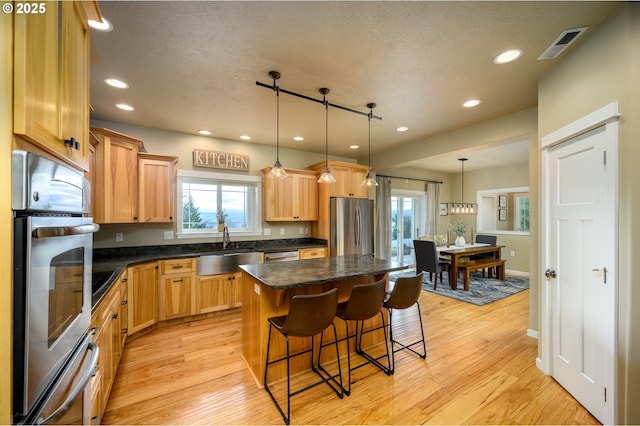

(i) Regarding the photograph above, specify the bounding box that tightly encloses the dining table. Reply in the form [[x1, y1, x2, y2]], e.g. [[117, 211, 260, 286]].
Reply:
[[437, 243, 505, 290]]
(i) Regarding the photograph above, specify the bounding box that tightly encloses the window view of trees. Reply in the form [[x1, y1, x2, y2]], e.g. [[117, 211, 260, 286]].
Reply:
[[177, 176, 261, 235]]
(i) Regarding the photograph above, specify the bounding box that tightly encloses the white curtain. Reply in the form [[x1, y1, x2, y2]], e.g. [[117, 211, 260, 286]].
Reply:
[[375, 177, 392, 259], [425, 181, 440, 236]]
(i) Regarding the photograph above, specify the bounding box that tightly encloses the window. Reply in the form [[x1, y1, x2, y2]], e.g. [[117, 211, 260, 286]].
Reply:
[[514, 195, 530, 232], [476, 186, 529, 234], [176, 170, 262, 238]]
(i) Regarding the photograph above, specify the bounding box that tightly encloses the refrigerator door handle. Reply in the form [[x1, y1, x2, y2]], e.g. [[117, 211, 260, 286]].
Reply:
[[355, 205, 361, 250]]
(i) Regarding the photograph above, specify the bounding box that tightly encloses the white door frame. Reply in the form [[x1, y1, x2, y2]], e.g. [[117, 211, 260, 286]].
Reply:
[[539, 102, 620, 423]]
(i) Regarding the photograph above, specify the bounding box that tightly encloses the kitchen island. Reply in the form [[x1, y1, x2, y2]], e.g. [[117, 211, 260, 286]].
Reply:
[[239, 255, 406, 385]]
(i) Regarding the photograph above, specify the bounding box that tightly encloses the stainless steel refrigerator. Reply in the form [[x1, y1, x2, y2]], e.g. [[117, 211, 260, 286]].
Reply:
[[330, 197, 374, 256]]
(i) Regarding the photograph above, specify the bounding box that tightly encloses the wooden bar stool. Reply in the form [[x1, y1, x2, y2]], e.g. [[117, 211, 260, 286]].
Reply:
[[327, 279, 391, 395], [263, 288, 343, 425], [384, 272, 426, 373]]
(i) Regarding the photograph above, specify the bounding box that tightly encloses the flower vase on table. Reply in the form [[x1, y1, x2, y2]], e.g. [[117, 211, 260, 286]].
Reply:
[[450, 222, 468, 247]]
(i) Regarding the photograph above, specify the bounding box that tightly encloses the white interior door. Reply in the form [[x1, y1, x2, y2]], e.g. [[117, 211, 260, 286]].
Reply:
[[547, 124, 616, 424]]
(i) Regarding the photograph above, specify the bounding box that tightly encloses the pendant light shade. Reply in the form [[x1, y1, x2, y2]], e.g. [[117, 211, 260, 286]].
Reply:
[[361, 102, 378, 187], [448, 158, 478, 215], [268, 71, 287, 178], [317, 88, 336, 184]]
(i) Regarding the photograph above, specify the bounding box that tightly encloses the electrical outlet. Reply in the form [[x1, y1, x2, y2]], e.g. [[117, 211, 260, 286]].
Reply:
[[510, 250, 516, 257], [115, 232, 124, 242], [163, 231, 174, 240], [299, 227, 304, 235], [280, 228, 285, 235], [304, 227, 309, 234], [264, 228, 271, 236]]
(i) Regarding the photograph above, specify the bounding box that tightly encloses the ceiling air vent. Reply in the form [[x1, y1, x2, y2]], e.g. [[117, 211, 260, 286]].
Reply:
[[537, 26, 589, 60]]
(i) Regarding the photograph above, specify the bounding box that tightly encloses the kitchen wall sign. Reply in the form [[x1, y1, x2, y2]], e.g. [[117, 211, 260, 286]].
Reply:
[[193, 149, 249, 171]]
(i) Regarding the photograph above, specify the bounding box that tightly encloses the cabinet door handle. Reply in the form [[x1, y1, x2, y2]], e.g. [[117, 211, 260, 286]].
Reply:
[[112, 313, 118, 320], [172, 279, 184, 283], [172, 265, 184, 269]]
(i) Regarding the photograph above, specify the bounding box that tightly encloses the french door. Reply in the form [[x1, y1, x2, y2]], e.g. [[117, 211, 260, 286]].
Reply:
[[390, 192, 424, 266]]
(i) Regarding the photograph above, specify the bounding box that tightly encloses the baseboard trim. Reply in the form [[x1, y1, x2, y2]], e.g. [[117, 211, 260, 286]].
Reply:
[[527, 328, 539, 339]]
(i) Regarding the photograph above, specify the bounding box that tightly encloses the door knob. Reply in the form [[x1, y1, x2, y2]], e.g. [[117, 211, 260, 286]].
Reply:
[[545, 269, 557, 278], [592, 267, 608, 283]]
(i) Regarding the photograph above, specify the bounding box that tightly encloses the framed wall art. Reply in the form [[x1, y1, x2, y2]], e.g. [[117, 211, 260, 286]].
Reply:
[[439, 203, 448, 216], [499, 208, 507, 221], [499, 195, 507, 207]]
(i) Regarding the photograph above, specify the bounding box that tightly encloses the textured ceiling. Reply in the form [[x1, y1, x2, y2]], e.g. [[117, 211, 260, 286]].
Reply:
[[89, 1, 620, 172]]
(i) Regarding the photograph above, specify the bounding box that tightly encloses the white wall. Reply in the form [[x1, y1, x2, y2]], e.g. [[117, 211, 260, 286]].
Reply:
[[538, 4, 640, 423]]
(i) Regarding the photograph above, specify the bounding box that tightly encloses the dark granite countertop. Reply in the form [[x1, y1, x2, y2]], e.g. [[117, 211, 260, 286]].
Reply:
[[91, 238, 327, 309], [239, 254, 407, 290]]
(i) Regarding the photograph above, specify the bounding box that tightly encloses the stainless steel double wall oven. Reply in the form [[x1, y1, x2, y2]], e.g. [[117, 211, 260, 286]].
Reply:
[[12, 151, 100, 425]]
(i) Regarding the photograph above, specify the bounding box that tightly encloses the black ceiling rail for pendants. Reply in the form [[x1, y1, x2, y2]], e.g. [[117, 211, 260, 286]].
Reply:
[[256, 71, 383, 121]]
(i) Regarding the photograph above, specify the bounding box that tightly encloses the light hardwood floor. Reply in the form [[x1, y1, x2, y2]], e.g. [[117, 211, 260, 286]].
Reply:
[[102, 285, 599, 425]]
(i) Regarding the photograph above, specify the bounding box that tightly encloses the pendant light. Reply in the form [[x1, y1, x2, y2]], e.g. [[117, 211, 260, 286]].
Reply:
[[268, 71, 287, 178], [317, 88, 336, 183], [448, 158, 478, 215], [361, 102, 378, 187]]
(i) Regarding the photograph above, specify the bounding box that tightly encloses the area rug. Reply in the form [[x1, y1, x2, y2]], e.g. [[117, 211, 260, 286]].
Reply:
[[390, 270, 529, 306]]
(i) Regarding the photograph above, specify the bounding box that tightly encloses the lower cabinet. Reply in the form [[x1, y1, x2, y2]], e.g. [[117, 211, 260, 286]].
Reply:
[[90, 269, 127, 424], [127, 262, 158, 335], [195, 272, 242, 314], [158, 258, 196, 320], [299, 247, 327, 259]]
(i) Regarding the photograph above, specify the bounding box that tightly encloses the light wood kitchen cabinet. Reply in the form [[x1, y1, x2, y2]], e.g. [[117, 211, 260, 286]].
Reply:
[[90, 269, 125, 423], [127, 262, 158, 335], [195, 272, 242, 314], [158, 258, 196, 320], [308, 161, 371, 239], [89, 127, 178, 224], [299, 247, 327, 259], [138, 153, 177, 223], [308, 161, 370, 198], [262, 168, 319, 221], [13, 1, 100, 171], [91, 127, 143, 223]]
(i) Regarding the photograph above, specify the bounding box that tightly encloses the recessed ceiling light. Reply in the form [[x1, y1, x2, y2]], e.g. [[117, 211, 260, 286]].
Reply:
[[463, 99, 481, 108], [349, 145, 360, 150], [88, 16, 113, 32], [104, 78, 129, 89], [494, 49, 523, 64], [396, 126, 409, 132], [116, 103, 134, 111], [198, 130, 212, 136], [240, 135, 251, 140], [293, 136, 304, 141]]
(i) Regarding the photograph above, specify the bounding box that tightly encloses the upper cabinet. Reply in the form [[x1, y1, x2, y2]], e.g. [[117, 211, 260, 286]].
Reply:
[[308, 161, 371, 240], [262, 168, 319, 221], [13, 1, 101, 171], [138, 154, 177, 223], [90, 127, 177, 224], [308, 161, 370, 199]]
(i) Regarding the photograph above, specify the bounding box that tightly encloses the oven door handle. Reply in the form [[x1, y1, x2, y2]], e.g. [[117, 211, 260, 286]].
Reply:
[[38, 338, 99, 425], [32, 223, 100, 239]]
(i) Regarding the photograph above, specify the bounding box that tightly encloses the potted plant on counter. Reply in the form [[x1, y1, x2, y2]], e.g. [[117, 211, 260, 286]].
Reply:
[[216, 208, 228, 232], [450, 222, 468, 247]]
